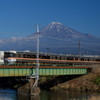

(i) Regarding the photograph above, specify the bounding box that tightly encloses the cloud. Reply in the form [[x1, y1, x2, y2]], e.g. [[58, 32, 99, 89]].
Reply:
[[10, 36, 25, 42], [11, 37, 17, 42]]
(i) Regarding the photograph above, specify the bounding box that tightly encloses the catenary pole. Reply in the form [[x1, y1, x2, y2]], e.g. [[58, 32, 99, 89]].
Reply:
[[36, 24, 39, 86], [79, 41, 80, 57]]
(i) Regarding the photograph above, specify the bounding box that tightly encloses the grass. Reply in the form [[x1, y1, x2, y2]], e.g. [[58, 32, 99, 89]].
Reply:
[[93, 76, 100, 86]]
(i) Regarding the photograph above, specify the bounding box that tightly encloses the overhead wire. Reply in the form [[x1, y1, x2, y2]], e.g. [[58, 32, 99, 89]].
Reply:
[[46, 36, 100, 46], [39, 36, 100, 54]]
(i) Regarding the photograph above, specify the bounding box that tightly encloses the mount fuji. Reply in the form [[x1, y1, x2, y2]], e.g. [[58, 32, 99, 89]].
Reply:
[[0, 22, 100, 55]]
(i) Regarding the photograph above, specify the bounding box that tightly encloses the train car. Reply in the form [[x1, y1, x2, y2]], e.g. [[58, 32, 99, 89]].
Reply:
[[2, 50, 100, 65], [4, 51, 17, 64]]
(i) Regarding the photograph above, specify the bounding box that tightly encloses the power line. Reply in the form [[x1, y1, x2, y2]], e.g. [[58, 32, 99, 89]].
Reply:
[[81, 46, 100, 52], [46, 36, 100, 46]]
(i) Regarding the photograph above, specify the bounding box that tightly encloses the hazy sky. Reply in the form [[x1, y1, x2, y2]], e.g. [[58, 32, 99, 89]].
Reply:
[[0, 0, 100, 38]]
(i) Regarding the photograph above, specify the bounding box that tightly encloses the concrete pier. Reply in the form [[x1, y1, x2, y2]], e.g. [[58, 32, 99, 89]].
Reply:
[[17, 78, 40, 95], [30, 87, 40, 96], [29, 78, 40, 96]]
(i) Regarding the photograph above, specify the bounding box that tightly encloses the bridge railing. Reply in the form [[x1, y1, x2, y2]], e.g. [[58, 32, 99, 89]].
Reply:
[[1, 63, 83, 67]]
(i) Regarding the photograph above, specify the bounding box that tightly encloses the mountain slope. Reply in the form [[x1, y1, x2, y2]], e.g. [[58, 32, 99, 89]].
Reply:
[[40, 22, 85, 39]]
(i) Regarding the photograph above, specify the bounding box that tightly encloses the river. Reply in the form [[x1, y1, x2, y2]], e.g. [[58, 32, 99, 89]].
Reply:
[[0, 89, 100, 100]]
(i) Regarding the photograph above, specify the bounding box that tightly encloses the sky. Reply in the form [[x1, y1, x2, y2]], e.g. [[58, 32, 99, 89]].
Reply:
[[0, 0, 100, 38]]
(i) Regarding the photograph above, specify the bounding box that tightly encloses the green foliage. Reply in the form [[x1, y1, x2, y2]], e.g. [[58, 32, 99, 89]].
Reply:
[[93, 76, 100, 86]]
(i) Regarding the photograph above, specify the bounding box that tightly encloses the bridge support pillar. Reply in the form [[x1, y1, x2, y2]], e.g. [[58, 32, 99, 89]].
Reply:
[[30, 86, 40, 96], [17, 78, 40, 95], [30, 78, 40, 96]]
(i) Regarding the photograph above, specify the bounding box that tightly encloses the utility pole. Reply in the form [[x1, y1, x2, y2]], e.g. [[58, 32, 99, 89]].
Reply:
[[79, 41, 80, 57], [36, 24, 39, 86]]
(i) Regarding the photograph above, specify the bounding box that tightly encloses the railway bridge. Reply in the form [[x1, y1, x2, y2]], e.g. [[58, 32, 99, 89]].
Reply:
[[0, 64, 90, 95], [1, 58, 100, 95]]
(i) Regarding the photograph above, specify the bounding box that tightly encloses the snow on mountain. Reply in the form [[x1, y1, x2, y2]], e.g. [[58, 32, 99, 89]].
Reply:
[[40, 22, 86, 39]]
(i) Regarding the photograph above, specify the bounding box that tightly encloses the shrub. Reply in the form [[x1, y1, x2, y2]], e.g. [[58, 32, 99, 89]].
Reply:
[[93, 76, 100, 86]]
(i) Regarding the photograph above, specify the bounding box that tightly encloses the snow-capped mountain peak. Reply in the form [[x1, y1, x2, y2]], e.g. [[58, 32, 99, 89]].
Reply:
[[40, 22, 85, 39], [51, 22, 62, 25]]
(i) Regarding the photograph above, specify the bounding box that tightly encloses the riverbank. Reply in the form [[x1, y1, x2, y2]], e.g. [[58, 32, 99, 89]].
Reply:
[[51, 68, 100, 92]]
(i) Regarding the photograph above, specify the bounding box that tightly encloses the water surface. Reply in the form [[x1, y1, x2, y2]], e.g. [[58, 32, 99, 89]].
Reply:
[[0, 89, 100, 100]]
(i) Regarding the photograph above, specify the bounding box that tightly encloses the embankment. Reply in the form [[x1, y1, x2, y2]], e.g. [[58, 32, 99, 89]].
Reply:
[[51, 68, 100, 92]]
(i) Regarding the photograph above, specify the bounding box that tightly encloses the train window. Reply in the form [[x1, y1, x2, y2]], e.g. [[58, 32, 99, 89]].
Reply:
[[67, 57, 72, 60], [18, 54, 21, 57], [55, 56, 57, 59], [75, 58, 78, 60], [23, 54, 27, 58], [46, 56, 50, 59], [4, 52, 16, 57], [27, 55, 31, 58], [60, 57, 61, 60], [81, 58, 84, 61]]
